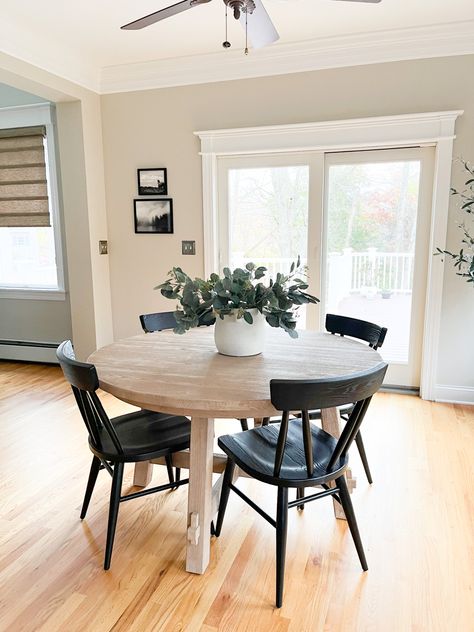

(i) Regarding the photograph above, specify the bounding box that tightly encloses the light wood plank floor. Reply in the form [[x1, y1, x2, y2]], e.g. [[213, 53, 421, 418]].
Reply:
[[0, 361, 473, 632]]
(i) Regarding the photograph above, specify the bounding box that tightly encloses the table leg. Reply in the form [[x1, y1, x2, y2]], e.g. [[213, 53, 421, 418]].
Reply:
[[133, 461, 153, 487], [186, 416, 215, 574], [321, 407, 356, 520]]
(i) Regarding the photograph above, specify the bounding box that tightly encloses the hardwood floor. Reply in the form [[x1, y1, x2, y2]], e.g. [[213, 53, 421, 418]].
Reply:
[[0, 361, 473, 631]]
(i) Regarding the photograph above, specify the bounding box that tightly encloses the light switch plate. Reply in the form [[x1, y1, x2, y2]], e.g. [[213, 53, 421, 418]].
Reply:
[[182, 240, 196, 255], [99, 240, 108, 255]]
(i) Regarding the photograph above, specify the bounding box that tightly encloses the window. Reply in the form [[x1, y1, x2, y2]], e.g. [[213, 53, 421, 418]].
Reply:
[[0, 104, 64, 298]]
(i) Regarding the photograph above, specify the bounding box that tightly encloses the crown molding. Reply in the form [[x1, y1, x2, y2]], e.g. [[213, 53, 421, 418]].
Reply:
[[100, 20, 474, 94]]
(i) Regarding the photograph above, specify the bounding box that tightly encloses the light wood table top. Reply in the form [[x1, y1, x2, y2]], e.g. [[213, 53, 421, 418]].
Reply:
[[89, 327, 384, 419]]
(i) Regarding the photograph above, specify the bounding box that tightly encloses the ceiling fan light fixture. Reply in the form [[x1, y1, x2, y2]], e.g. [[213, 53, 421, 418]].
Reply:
[[224, 0, 256, 21]]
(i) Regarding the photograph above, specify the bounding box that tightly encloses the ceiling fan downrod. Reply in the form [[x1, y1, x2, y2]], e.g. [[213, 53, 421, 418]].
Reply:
[[224, 0, 256, 21]]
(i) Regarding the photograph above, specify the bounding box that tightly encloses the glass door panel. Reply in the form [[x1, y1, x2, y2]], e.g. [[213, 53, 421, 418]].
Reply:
[[228, 165, 309, 271], [218, 154, 316, 329], [323, 148, 434, 387]]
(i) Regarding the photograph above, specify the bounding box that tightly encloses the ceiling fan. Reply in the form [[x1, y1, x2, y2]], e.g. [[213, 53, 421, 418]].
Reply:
[[121, 0, 382, 51]]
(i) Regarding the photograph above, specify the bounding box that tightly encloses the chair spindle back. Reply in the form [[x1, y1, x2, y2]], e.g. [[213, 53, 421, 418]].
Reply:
[[270, 363, 387, 477], [325, 313, 387, 350], [57, 341, 124, 455]]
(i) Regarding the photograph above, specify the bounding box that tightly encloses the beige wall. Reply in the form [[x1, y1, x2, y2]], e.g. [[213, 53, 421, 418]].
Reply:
[[101, 54, 474, 391], [0, 52, 113, 360]]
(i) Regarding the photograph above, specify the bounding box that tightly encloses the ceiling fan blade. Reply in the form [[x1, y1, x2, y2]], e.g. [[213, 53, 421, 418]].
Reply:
[[239, 0, 280, 49], [121, 0, 212, 31]]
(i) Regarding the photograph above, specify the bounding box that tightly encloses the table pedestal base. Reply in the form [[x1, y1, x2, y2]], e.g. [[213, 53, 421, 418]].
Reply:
[[185, 417, 214, 574]]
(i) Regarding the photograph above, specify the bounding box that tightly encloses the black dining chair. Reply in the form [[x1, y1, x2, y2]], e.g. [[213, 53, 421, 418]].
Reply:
[[323, 314, 387, 484], [262, 313, 387, 485], [139, 311, 179, 334], [56, 340, 191, 570], [139, 311, 249, 432], [214, 362, 388, 608]]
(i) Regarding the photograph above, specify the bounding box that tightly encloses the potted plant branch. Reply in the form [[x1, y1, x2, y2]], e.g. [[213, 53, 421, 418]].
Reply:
[[155, 257, 319, 356], [436, 159, 474, 285]]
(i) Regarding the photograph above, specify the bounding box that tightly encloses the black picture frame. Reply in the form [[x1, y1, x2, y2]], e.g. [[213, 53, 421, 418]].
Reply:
[[134, 198, 173, 234], [137, 168, 168, 196]]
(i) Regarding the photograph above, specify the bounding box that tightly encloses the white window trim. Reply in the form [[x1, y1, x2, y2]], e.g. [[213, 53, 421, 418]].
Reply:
[[195, 110, 463, 401], [0, 103, 65, 300]]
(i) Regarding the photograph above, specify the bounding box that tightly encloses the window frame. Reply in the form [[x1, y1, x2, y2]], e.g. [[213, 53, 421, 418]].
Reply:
[[195, 110, 462, 400], [0, 103, 65, 300]]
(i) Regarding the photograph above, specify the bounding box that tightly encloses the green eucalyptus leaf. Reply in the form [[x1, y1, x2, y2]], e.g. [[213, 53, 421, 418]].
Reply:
[[243, 311, 253, 324]]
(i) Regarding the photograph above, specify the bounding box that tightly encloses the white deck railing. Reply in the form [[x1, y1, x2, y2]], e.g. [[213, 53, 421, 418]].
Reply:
[[232, 249, 413, 293], [337, 248, 414, 293]]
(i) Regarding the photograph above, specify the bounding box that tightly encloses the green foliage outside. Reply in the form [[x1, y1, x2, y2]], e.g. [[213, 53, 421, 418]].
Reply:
[[326, 161, 420, 254], [229, 166, 309, 261]]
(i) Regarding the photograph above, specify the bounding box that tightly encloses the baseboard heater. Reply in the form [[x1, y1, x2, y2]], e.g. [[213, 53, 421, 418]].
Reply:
[[0, 339, 60, 364]]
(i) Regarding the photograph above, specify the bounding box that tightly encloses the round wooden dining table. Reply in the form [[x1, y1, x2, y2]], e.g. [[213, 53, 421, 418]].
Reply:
[[89, 326, 384, 575]]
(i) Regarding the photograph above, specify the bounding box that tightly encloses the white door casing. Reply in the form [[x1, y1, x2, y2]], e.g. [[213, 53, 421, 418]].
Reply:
[[195, 110, 463, 400]]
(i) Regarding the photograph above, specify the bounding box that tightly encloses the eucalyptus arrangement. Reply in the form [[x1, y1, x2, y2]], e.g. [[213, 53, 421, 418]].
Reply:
[[436, 159, 474, 285], [155, 257, 319, 339]]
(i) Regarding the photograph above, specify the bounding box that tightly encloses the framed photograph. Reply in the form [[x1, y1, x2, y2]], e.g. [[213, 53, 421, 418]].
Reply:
[[137, 168, 168, 195], [134, 199, 173, 234]]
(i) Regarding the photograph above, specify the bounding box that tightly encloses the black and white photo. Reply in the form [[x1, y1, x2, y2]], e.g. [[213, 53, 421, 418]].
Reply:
[[137, 168, 168, 195], [134, 199, 173, 234]]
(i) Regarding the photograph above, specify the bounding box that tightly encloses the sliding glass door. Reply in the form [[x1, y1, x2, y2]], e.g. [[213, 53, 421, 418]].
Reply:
[[322, 148, 434, 387], [216, 147, 434, 387]]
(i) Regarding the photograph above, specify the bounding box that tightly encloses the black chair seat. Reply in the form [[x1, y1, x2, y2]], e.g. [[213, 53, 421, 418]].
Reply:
[[90, 410, 191, 462], [218, 419, 348, 487]]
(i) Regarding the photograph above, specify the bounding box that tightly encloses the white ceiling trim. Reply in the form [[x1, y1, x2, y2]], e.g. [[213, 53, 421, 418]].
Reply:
[[100, 20, 474, 94]]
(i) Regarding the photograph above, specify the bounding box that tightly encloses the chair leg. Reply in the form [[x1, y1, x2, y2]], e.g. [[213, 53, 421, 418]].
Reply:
[[214, 457, 236, 537], [175, 467, 181, 487], [276, 487, 289, 608], [165, 454, 175, 486], [104, 462, 124, 571], [239, 418, 249, 431], [355, 431, 373, 484], [80, 456, 101, 520], [296, 487, 305, 511], [337, 474, 368, 571]]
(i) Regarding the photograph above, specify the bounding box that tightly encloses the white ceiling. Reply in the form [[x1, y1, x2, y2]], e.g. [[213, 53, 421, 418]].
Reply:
[[1, 0, 474, 92]]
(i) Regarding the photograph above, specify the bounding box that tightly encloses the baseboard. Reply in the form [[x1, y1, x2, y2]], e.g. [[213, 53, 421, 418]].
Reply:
[[433, 384, 474, 405], [381, 385, 420, 396], [0, 340, 59, 364]]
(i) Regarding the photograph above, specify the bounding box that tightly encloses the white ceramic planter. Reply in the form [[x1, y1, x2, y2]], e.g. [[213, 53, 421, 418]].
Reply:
[[214, 308, 266, 357]]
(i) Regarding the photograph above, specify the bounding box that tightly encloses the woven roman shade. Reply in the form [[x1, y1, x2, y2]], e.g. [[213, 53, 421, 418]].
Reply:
[[0, 126, 50, 227]]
